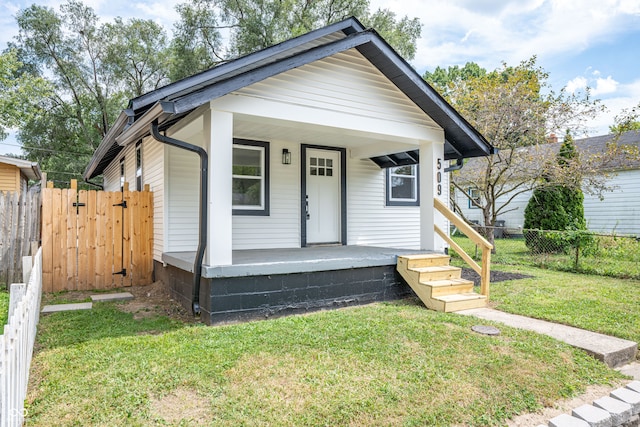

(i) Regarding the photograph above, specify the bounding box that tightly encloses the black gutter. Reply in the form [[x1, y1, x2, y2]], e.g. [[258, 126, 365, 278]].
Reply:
[[150, 119, 208, 316]]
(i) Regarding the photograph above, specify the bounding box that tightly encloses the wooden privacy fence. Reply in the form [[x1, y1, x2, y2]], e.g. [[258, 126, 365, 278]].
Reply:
[[41, 181, 153, 292], [1, 248, 42, 427], [0, 190, 40, 286]]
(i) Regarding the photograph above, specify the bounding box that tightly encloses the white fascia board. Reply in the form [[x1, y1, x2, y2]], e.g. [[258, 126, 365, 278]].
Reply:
[[210, 94, 443, 144], [115, 102, 175, 147]]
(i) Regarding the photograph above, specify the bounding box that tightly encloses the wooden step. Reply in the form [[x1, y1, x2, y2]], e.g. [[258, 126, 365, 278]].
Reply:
[[398, 254, 450, 269], [412, 265, 462, 282], [422, 278, 474, 297], [434, 293, 487, 312]]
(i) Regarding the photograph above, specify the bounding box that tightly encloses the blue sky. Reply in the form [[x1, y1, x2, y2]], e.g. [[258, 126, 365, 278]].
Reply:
[[1, 0, 639, 155]]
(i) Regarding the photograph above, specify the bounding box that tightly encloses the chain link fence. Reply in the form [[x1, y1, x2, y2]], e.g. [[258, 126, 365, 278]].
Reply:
[[451, 225, 640, 280]]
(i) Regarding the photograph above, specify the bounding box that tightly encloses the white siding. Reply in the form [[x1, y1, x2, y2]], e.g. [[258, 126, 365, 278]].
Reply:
[[103, 158, 120, 192], [235, 48, 439, 130], [232, 140, 300, 249], [455, 169, 640, 236], [584, 170, 640, 235], [143, 137, 164, 261], [347, 158, 421, 249], [166, 144, 200, 252]]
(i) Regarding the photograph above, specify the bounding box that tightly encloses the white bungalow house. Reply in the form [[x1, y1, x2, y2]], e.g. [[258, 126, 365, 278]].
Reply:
[[83, 17, 494, 323], [454, 131, 640, 236]]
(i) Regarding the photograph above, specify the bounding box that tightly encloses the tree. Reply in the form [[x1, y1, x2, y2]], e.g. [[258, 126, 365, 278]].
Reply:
[[0, 49, 51, 140], [12, 1, 170, 183], [424, 58, 603, 248], [169, 0, 421, 80], [610, 103, 640, 134], [524, 130, 587, 253]]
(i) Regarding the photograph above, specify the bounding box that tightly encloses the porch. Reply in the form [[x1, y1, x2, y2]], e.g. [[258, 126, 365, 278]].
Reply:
[[162, 245, 424, 278], [157, 245, 425, 324]]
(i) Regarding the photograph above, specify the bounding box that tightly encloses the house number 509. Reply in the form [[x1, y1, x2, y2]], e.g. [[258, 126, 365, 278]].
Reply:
[[436, 158, 442, 195]]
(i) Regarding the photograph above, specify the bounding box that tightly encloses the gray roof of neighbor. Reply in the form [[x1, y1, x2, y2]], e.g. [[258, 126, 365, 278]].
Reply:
[[84, 17, 495, 179]]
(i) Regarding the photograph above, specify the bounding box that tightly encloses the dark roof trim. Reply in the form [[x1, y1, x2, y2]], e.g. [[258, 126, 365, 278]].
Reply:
[[370, 150, 419, 168], [83, 109, 133, 179], [355, 31, 494, 160], [130, 17, 366, 114]]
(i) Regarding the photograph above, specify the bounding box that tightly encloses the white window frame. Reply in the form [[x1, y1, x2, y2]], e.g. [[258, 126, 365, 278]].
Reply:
[[386, 164, 419, 206], [468, 187, 481, 209], [135, 141, 143, 191], [232, 139, 269, 216]]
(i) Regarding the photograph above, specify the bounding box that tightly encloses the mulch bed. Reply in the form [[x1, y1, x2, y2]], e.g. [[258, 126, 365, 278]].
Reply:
[[461, 268, 532, 287]]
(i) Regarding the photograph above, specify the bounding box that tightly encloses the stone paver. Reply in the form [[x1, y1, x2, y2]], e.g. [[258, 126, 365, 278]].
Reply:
[[90, 292, 134, 302], [572, 404, 613, 427], [609, 388, 640, 415], [41, 302, 92, 313], [627, 381, 640, 394], [593, 396, 632, 425], [549, 413, 590, 427]]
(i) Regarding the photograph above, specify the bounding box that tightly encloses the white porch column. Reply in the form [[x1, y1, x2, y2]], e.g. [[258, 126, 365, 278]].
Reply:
[[419, 140, 446, 252], [204, 108, 233, 266]]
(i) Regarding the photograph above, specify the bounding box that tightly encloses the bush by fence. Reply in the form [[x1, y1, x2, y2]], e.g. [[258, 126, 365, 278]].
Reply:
[[452, 227, 640, 279], [0, 190, 41, 286], [0, 248, 42, 427]]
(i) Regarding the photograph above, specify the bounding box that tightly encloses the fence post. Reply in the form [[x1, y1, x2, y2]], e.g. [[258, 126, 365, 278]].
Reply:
[[22, 255, 33, 284], [8, 283, 26, 320]]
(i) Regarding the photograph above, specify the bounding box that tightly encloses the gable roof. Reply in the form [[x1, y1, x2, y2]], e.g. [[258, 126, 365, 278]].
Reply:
[[0, 155, 42, 181], [84, 17, 494, 179]]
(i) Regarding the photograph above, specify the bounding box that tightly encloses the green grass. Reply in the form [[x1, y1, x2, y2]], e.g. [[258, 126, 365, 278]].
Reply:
[[0, 289, 8, 325], [489, 265, 640, 343], [27, 300, 621, 426], [451, 235, 640, 279]]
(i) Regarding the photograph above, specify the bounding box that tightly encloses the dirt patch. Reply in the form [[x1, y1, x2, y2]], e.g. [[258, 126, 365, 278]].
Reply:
[[150, 387, 211, 426], [461, 268, 532, 286], [41, 281, 200, 324]]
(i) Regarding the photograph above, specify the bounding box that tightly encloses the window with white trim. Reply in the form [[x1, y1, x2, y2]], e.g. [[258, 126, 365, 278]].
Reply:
[[386, 165, 419, 206], [135, 141, 143, 191], [468, 187, 481, 209], [119, 157, 125, 192], [232, 139, 269, 215]]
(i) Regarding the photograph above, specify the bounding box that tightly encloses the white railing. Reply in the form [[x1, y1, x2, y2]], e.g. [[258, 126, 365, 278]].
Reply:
[[0, 248, 42, 427]]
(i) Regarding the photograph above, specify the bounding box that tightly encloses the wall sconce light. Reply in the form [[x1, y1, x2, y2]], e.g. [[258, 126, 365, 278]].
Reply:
[[282, 148, 292, 165]]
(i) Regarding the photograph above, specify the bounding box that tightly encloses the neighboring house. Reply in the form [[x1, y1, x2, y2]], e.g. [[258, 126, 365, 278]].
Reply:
[[454, 131, 640, 236], [0, 155, 41, 194], [83, 17, 494, 323]]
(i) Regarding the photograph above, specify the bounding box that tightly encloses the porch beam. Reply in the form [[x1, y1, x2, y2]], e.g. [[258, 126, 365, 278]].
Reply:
[[205, 108, 233, 266], [210, 94, 443, 143]]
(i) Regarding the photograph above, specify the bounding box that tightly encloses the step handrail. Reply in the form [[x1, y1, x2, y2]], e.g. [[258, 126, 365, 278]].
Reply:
[[433, 198, 493, 298]]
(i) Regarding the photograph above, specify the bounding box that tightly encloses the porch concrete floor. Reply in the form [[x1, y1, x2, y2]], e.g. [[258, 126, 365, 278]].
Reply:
[[163, 245, 427, 278]]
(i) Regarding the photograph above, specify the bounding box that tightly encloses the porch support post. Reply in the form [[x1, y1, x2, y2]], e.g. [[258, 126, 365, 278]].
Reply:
[[205, 107, 233, 266], [419, 140, 446, 252]]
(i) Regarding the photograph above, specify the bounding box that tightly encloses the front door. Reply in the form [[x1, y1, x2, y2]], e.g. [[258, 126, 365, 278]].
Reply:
[[305, 148, 342, 245]]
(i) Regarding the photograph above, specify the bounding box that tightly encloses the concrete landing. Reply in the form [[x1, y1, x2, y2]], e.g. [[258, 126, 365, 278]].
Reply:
[[458, 308, 638, 368], [41, 302, 93, 314], [90, 292, 134, 302]]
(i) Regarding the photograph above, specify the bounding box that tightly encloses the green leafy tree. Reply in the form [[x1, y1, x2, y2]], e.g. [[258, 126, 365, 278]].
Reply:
[[0, 49, 51, 140], [610, 103, 640, 135], [524, 130, 587, 253], [424, 58, 602, 249], [170, 0, 421, 80], [12, 1, 170, 183]]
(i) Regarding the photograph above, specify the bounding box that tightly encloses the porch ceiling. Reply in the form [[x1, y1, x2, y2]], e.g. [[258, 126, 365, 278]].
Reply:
[[233, 113, 422, 158]]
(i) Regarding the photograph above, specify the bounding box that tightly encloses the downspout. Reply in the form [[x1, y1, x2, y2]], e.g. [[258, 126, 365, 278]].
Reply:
[[84, 178, 104, 190], [150, 119, 208, 316]]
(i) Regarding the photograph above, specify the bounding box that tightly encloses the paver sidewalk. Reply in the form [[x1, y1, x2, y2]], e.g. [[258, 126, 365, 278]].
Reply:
[[458, 308, 637, 368]]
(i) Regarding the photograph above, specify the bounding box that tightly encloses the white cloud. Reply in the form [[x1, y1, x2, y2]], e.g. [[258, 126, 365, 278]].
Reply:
[[566, 76, 588, 94], [592, 76, 619, 96], [587, 79, 640, 135]]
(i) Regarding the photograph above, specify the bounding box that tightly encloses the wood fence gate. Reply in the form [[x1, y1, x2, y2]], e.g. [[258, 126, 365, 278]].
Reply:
[[41, 180, 153, 292]]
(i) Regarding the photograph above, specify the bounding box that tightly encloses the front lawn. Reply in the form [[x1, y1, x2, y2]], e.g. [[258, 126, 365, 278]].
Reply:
[[27, 300, 621, 426], [489, 265, 640, 343]]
